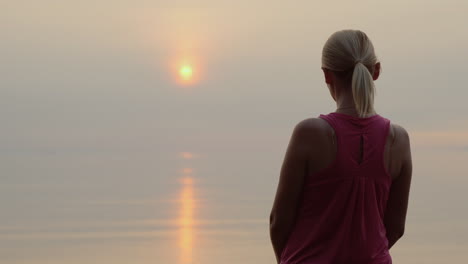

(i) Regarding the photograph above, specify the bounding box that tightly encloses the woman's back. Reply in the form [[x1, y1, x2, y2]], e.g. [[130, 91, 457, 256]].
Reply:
[[279, 112, 410, 264], [307, 112, 407, 182]]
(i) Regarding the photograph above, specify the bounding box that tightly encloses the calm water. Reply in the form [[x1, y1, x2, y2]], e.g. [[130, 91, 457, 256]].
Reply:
[[2, 141, 468, 263]]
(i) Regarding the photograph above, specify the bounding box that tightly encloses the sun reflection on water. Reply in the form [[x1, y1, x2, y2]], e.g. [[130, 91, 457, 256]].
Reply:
[[178, 174, 195, 264]]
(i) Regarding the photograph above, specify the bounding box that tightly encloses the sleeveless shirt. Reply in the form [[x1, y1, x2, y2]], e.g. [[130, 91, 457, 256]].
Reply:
[[280, 112, 393, 264]]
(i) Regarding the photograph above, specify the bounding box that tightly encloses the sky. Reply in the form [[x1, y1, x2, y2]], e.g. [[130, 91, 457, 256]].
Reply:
[[1, 1, 468, 263]]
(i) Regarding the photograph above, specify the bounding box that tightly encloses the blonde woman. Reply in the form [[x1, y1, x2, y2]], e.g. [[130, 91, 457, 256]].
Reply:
[[270, 29, 412, 264]]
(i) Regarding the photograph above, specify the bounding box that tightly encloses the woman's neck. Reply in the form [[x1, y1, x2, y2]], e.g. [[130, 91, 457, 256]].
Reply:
[[335, 106, 377, 117]]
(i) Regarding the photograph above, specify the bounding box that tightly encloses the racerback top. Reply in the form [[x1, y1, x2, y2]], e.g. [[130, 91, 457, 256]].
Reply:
[[280, 112, 393, 264]]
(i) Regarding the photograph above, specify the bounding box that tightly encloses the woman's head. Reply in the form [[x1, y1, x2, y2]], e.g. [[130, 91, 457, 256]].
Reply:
[[321, 29, 381, 118]]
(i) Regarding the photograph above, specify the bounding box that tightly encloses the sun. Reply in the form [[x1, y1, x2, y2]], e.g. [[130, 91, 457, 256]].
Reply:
[[171, 58, 200, 85], [179, 65, 193, 81]]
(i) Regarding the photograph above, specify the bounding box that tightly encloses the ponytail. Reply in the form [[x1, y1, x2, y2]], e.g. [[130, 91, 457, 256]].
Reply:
[[352, 62, 375, 118], [321, 29, 379, 118]]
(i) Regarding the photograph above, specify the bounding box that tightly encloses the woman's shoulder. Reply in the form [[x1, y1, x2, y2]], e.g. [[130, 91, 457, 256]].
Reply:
[[390, 122, 411, 153], [390, 122, 410, 138], [291, 117, 334, 147], [293, 117, 332, 135]]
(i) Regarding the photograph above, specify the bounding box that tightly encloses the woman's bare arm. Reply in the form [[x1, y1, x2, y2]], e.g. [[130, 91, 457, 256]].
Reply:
[[384, 124, 413, 249], [269, 119, 316, 263]]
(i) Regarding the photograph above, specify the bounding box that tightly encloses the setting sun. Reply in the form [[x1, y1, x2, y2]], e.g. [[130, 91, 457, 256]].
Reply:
[[171, 56, 202, 86], [179, 65, 193, 81]]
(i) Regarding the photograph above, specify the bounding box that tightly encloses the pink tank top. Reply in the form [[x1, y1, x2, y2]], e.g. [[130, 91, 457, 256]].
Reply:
[[280, 112, 393, 264]]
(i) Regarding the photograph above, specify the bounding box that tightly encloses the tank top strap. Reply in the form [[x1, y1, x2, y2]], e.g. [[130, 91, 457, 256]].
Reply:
[[317, 113, 350, 165], [374, 117, 392, 154], [374, 116, 392, 176], [318, 113, 343, 141]]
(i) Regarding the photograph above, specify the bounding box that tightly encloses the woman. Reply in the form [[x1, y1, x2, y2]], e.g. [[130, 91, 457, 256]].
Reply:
[[269, 29, 412, 264]]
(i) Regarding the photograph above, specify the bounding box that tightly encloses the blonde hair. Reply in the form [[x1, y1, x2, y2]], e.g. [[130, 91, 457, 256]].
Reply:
[[321, 29, 380, 118]]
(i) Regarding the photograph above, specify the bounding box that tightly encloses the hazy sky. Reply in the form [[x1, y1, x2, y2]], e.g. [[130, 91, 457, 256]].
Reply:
[[1, 1, 468, 263]]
